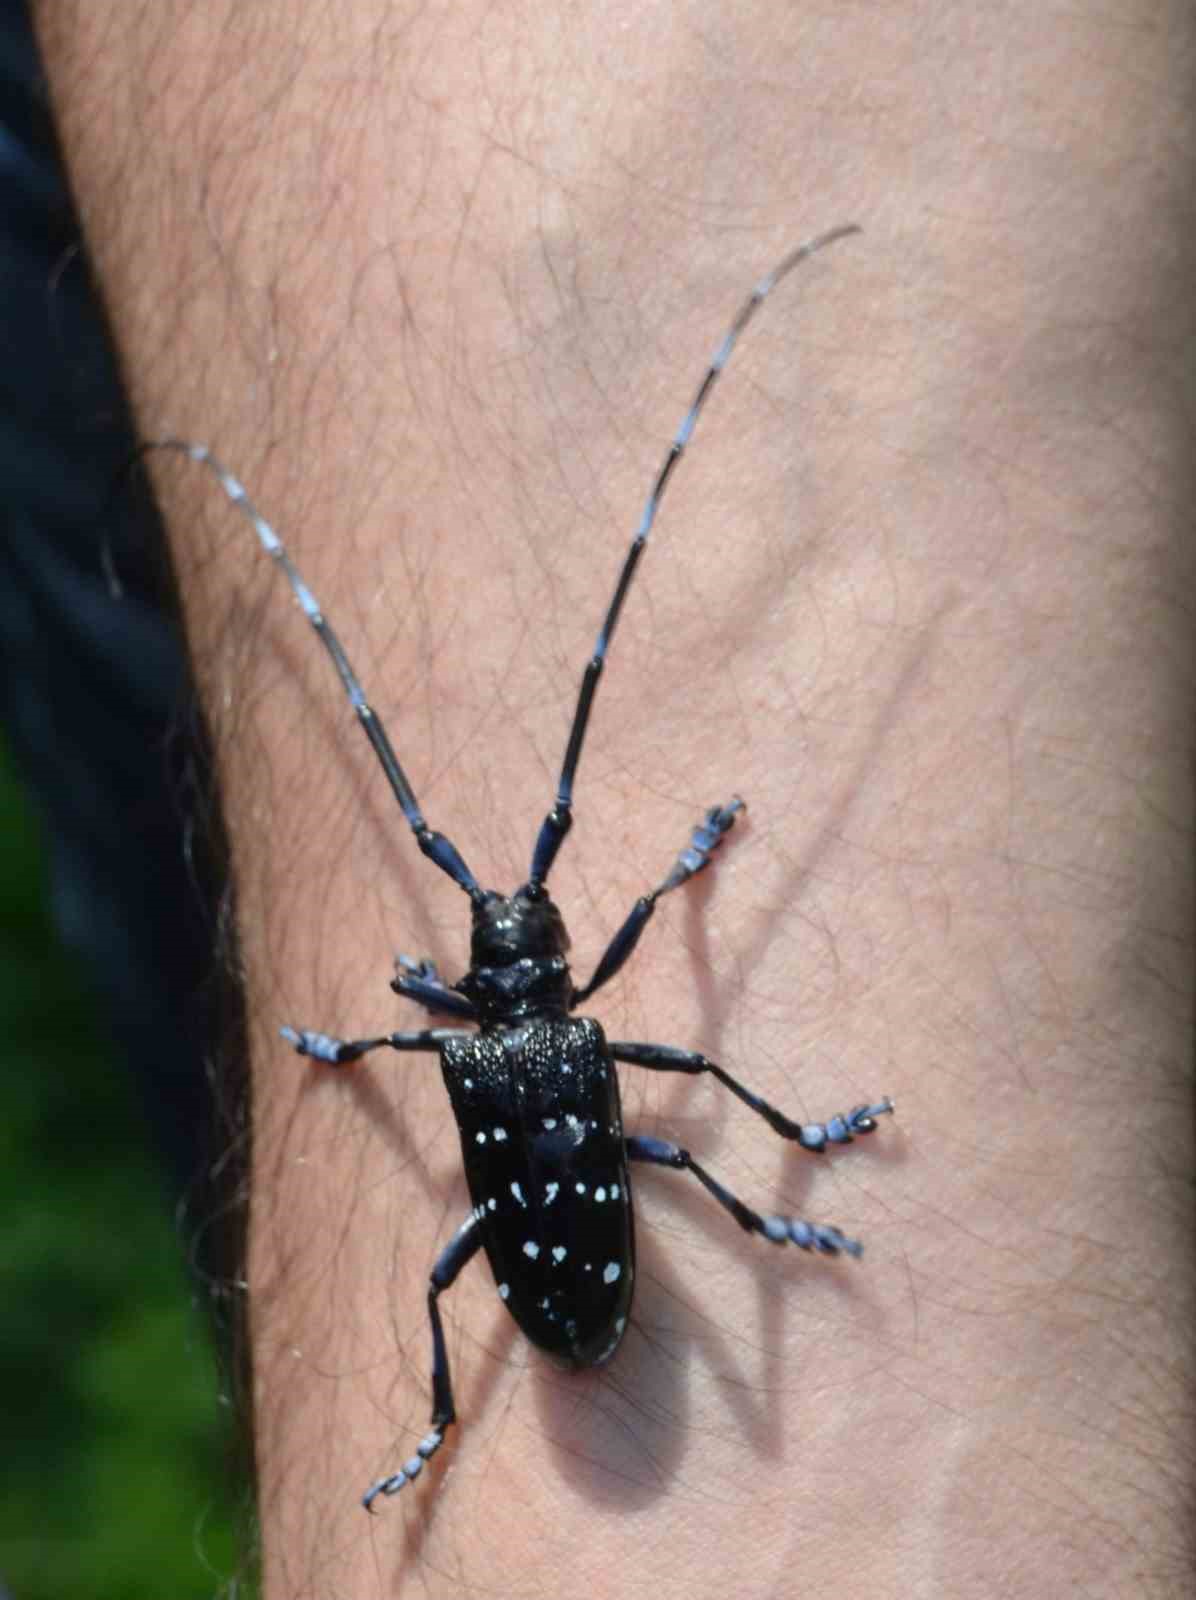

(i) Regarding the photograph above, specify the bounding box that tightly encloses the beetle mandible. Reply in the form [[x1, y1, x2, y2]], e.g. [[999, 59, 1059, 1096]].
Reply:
[[152, 222, 893, 1512]]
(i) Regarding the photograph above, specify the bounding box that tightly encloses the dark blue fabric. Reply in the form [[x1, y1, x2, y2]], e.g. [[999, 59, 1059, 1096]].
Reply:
[[0, 0, 239, 1211]]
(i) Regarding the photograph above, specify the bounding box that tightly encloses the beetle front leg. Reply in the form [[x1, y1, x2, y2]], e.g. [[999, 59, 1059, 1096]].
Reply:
[[626, 1135, 863, 1256], [362, 1212, 485, 1512], [282, 1025, 471, 1066], [611, 1040, 893, 1151], [570, 799, 744, 1006]]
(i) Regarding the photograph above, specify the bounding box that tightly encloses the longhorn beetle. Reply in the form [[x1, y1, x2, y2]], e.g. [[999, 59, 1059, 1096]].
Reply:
[[152, 221, 893, 1512]]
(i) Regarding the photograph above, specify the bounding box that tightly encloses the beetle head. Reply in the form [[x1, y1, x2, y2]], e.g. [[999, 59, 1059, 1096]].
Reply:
[[469, 889, 570, 968], [460, 890, 573, 1019]]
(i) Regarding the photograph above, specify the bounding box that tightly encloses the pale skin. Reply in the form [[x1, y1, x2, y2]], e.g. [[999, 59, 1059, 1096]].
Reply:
[[34, 3, 1195, 1596]]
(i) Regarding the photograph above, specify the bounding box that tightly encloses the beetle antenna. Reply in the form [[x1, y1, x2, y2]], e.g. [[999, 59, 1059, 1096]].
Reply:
[[137, 439, 486, 903], [526, 223, 860, 891]]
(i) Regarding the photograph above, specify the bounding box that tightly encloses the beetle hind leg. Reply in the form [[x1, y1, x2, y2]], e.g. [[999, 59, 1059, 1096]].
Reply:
[[362, 1212, 484, 1512], [626, 1134, 864, 1257]]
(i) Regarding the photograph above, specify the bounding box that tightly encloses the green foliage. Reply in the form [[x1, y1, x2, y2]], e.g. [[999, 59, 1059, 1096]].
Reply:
[[0, 741, 252, 1599]]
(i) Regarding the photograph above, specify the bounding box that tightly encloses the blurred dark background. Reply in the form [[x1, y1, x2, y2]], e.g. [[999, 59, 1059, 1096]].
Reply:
[[1, 3, 251, 1594]]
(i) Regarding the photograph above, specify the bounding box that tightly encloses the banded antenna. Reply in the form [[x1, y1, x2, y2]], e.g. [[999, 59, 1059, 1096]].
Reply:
[[525, 223, 860, 891]]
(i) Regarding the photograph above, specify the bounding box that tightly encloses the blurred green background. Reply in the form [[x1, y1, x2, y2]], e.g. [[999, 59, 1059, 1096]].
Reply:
[[0, 736, 251, 1600]]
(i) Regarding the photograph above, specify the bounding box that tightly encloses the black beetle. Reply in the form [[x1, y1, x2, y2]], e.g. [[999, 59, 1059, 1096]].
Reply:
[[150, 222, 892, 1511]]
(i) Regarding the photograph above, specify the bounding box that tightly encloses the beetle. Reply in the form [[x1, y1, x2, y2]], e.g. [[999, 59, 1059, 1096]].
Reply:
[[151, 221, 892, 1511]]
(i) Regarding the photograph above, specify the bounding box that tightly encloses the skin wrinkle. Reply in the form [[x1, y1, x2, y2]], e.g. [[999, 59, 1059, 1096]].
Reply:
[[35, 1, 1196, 1596]]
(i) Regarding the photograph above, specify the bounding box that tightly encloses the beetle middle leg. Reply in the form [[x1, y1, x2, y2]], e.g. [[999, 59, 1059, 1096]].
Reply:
[[626, 1135, 862, 1255], [362, 1213, 485, 1512], [391, 956, 479, 1021], [612, 1040, 892, 1151]]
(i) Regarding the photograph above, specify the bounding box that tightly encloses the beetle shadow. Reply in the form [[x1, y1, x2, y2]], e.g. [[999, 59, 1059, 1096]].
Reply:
[[640, 600, 940, 1202], [528, 608, 940, 1511], [682, 599, 950, 1062], [528, 1129, 884, 1511]]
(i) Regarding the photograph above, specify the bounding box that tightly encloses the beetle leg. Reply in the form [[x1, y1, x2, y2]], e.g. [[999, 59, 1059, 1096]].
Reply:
[[282, 1025, 472, 1067], [392, 955, 479, 1020], [362, 1212, 485, 1513], [625, 1135, 863, 1256], [611, 1040, 893, 1151], [570, 798, 744, 1006]]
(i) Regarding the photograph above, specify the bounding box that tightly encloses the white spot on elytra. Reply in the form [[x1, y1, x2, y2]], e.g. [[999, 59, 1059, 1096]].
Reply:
[[603, 1261, 621, 1284], [498, 1283, 510, 1300], [475, 1131, 487, 1144], [543, 1117, 557, 1130], [523, 1240, 540, 1259], [575, 1182, 587, 1195], [511, 1181, 526, 1206], [463, 1078, 473, 1088], [487, 1197, 497, 1211], [595, 1187, 607, 1203], [611, 1183, 620, 1198], [544, 1182, 559, 1205], [615, 1316, 626, 1334], [552, 1246, 567, 1264], [493, 1126, 508, 1142]]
